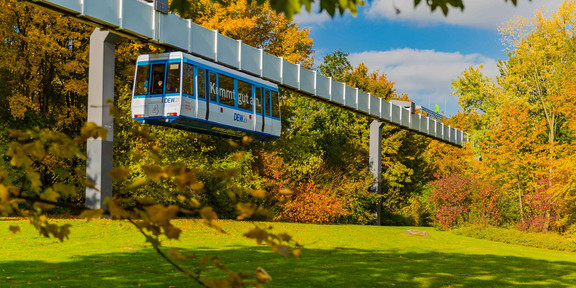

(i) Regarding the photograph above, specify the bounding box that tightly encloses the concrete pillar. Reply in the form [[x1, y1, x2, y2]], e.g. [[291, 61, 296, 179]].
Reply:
[[86, 28, 120, 209], [369, 120, 384, 225]]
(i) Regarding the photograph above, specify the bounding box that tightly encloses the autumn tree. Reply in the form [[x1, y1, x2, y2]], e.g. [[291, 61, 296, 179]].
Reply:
[[447, 0, 576, 231]]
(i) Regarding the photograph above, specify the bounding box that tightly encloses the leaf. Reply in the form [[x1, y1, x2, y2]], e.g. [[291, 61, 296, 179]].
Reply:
[[255, 267, 272, 284], [108, 167, 131, 180], [79, 209, 104, 220], [40, 188, 59, 203], [243, 226, 268, 245], [242, 136, 253, 145], [142, 166, 169, 182], [200, 207, 224, 232], [167, 248, 186, 261], [236, 203, 258, 220], [279, 188, 293, 195], [81, 122, 108, 141], [249, 189, 266, 198], [126, 178, 146, 190], [53, 183, 76, 197], [9, 226, 20, 234], [0, 184, 9, 205], [293, 248, 302, 258], [146, 204, 179, 226]]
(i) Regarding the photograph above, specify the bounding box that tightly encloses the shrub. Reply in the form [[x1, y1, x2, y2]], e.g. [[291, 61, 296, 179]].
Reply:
[[430, 173, 500, 230], [260, 151, 376, 224], [456, 224, 576, 252]]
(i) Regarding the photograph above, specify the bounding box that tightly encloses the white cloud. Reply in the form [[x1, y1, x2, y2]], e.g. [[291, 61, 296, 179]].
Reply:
[[348, 48, 498, 115], [293, 8, 332, 25], [367, 0, 564, 30]]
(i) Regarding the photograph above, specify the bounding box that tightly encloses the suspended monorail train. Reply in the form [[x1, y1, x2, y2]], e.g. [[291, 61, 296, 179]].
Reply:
[[131, 52, 281, 140]]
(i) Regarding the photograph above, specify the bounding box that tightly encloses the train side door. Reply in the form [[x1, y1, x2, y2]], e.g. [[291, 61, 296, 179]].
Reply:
[[181, 62, 195, 118], [264, 90, 272, 134], [254, 87, 264, 132], [196, 68, 207, 120]]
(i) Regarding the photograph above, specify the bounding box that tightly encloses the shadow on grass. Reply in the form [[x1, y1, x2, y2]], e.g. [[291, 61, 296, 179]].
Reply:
[[1, 246, 576, 287]]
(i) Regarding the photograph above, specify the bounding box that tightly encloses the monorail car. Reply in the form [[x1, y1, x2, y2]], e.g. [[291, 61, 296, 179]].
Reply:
[[131, 52, 281, 140]]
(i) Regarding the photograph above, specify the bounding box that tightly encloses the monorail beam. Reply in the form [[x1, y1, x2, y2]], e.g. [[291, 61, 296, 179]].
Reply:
[[369, 120, 384, 226], [86, 28, 120, 210]]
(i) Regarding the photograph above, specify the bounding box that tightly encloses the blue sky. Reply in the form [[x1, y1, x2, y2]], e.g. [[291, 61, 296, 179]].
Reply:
[[293, 0, 564, 116]]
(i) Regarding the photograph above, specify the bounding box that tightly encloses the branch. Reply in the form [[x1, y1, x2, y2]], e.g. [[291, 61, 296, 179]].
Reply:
[[126, 219, 206, 287]]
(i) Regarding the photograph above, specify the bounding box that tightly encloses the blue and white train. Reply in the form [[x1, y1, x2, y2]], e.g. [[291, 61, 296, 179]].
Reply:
[[131, 52, 281, 140]]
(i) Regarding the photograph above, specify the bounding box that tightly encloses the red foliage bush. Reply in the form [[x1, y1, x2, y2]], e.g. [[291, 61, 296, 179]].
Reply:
[[258, 151, 374, 224], [520, 179, 557, 232], [274, 181, 349, 223], [430, 173, 500, 230]]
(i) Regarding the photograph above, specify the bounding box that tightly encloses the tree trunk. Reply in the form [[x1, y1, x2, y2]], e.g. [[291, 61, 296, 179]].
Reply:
[[518, 182, 525, 225]]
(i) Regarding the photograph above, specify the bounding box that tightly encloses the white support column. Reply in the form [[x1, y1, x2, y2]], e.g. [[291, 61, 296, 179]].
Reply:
[[86, 28, 120, 210], [369, 120, 384, 225]]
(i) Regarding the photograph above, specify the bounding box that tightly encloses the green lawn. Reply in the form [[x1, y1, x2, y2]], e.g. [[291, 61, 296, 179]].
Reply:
[[1, 218, 576, 287]]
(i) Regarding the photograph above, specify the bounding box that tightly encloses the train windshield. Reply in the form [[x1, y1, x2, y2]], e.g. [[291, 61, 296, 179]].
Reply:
[[150, 64, 165, 95], [134, 65, 150, 96], [165, 63, 180, 94]]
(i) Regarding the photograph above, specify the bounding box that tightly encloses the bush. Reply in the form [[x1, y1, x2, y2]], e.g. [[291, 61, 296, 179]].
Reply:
[[260, 151, 376, 224], [456, 224, 576, 252], [430, 173, 500, 230]]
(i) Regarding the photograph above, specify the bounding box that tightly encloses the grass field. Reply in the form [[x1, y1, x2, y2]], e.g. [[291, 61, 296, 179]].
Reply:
[[1, 218, 576, 287]]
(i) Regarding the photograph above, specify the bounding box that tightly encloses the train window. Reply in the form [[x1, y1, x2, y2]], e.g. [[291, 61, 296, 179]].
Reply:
[[198, 68, 206, 99], [255, 87, 262, 114], [209, 72, 217, 102], [218, 74, 235, 107], [182, 63, 194, 96], [134, 65, 150, 96], [238, 80, 252, 111], [166, 63, 180, 94], [271, 91, 280, 118], [150, 64, 166, 95], [265, 90, 271, 116]]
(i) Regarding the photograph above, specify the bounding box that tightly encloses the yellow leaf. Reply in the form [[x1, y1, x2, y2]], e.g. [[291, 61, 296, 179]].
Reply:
[[279, 188, 293, 195], [108, 167, 131, 180], [146, 204, 179, 226], [81, 122, 108, 141], [142, 166, 168, 182], [54, 183, 76, 197], [200, 207, 224, 232], [200, 207, 218, 222], [126, 178, 146, 190], [242, 136, 253, 145], [0, 185, 9, 204], [227, 139, 239, 148], [293, 248, 302, 258], [243, 226, 268, 245], [79, 209, 104, 221], [9, 226, 20, 234], [167, 248, 186, 260], [255, 267, 272, 284], [165, 226, 182, 239], [249, 189, 266, 198], [236, 203, 258, 220], [189, 181, 204, 191], [231, 152, 244, 161], [40, 188, 59, 203]]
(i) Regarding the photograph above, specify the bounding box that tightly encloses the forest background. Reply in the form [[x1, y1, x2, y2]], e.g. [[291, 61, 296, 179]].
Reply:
[[2, 0, 576, 248]]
